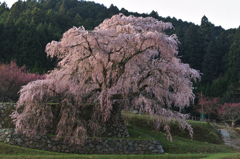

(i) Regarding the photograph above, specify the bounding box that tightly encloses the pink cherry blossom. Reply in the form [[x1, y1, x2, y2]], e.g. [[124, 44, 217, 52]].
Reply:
[[218, 102, 240, 127], [12, 14, 200, 144], [0, 61, 44, 102]]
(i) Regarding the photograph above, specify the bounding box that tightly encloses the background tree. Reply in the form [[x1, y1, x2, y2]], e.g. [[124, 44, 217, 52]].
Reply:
[[198, 15, 214, 51], [215, 31, 230, 74], [108, 4, 119, 17], [227, 27, 240, 84], [218, 102, 240, 127], [12, 14, 200, 144], [0, 2, 9, 15], [202, 41, 219, 84], [0, 61, 44, 102], [218, 27, 240, 103], [194, 93, 219, 121], [182, 24, 204, 71], [72, 13, 83, 27]]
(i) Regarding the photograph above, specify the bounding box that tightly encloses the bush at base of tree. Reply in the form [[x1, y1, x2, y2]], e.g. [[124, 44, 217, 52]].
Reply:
[[0, 61, 45, 102]]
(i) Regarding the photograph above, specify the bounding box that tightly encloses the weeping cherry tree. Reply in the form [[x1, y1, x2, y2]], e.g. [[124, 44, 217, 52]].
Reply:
[[12, 14, 201, 144]]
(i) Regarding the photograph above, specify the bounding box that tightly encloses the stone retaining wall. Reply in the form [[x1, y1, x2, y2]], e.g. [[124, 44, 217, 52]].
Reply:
[[0, 103, 16, 129], [0, 128, 164, 154]]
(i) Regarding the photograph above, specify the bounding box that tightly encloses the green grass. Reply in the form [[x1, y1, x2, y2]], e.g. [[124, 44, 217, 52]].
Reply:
[[122, 112, 223, 144], [0, 142, 204, 158], [133, 127, 236, 154], [0, 141, 239, 159], [0, 111, 240, 158]]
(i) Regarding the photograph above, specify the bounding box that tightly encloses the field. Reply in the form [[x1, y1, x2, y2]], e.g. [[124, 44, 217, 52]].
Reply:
[[0, 112, 240, 159]]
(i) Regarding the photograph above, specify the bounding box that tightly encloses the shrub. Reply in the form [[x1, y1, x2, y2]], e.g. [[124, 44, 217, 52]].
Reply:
[[0, 61, 45, 102]]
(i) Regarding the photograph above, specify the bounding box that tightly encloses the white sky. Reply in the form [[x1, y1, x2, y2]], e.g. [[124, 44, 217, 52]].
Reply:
[[3, 0, 240, 30]]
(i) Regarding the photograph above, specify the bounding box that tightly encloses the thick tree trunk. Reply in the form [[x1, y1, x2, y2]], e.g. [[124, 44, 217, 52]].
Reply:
[[101, 100, 129, 138]]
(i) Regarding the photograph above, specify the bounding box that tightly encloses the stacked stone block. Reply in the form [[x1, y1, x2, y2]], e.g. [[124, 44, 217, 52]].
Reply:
[[0, 103, 16, 129]]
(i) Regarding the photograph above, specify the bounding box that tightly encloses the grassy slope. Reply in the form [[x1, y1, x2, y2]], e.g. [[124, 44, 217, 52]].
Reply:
[[0, 112, 240, 158]]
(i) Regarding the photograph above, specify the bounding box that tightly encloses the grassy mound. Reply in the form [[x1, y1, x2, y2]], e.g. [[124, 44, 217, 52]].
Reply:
[[122, 112, 223, 144], [127, 125, 235, 154]]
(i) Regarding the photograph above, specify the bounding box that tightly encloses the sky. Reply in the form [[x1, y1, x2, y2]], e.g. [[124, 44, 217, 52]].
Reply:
[[3, 0, 240, 30]]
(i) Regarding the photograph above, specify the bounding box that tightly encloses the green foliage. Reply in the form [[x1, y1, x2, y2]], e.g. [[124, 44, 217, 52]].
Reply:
[[199, 15, 215, 50], [182, 24, 204, 71], [202, 41, 218, 84], [227, 27, 240, 76], [211, 76, 228, 97], [0, 0, 115, 73], [211, 27, 240, 102]]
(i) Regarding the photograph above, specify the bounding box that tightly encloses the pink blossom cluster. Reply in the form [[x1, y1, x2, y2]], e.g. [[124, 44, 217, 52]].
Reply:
[[0, 61, 44, 102], [195, 94, 219, 114], [217, 102, 240, 127]]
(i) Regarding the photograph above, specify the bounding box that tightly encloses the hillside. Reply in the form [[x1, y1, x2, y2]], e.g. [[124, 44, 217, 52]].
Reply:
[[0, 0, 240, 104]]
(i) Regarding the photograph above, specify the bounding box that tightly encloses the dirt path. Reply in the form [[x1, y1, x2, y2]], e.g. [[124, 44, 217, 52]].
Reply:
[[220, 129, 239, 149]]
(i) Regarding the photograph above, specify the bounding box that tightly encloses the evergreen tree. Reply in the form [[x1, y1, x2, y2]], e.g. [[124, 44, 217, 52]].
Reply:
[[204, 83, 211, 96], [149, 10, 159, 19], [175, 26, 185, 60], [83, 18, 94, 30], [182, 24, 204, 71], [59, 0, 66, 14], [215, 32, 230, 74], [199, 15, 214, 49], [108, 4, 119, 17], [210, 76, 228, 97], [1, 18, 16, 62], [202, 41, 218, 84], [31, 6, 44, 24], [175, 26, 185, 42], [218, 27, 240, 102], [0, 23, 4, 61], [8, 1, 21, 20], [228, 27, 240, 73], [0, 2, 9, 15], [72, 13, 83, 27]]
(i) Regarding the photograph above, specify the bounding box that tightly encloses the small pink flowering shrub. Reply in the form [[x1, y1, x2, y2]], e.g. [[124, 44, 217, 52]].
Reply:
[[0, 61, 44, 102], [218, 102, 240, 127], [12, 14, 200, 144], [194, 93, 219, 121]]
